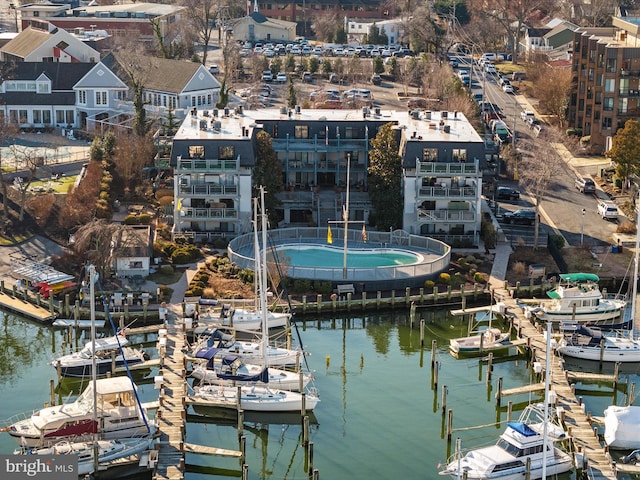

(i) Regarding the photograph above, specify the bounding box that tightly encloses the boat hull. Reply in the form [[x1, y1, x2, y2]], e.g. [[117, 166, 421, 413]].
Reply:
[[191, 365, 311, 391], [56, 357, 145, 378], [193, 385, 319, 412]]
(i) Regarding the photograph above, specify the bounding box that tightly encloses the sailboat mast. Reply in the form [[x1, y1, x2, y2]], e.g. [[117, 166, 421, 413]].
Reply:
[[632, 191, 640, 336], [259, 187, 269, 365], [542, 321, 551, 479], [89, 265, 98, 471]]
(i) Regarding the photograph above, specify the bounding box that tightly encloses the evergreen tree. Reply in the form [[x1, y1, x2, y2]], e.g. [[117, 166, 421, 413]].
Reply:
[[605, 119, 640, 193], [368, 123, 403, 230], [287, 78, 297, 108], [253, 131, 284, 227], [373, 56, 385, 75]]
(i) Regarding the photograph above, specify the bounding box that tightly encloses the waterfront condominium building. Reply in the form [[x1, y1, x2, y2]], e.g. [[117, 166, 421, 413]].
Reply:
[[568, 16, 640, 153], [169, 105, 486, 246]]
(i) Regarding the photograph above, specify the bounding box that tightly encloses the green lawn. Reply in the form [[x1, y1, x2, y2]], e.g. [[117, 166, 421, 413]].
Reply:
[[29, 176, 77, 194], [148, 268, 185, 285]]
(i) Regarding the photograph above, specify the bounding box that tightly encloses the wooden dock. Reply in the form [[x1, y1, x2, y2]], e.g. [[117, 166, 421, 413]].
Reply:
[[152, 315, 242, 480], [494, 286, 618, 479], [153, 318, 188, 480], [0, 290, 55, 322]]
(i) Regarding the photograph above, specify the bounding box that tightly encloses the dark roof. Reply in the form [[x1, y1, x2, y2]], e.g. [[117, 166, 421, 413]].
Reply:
[[2, 91, 75, 106], [249, 12, 268, 23], [7, 62, 93, 90], [527, 27, 552, 38]]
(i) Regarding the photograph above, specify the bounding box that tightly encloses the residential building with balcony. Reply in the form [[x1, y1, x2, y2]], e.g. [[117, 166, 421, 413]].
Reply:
[[169, 106, 486, 246], [568, 17, 640, 153]]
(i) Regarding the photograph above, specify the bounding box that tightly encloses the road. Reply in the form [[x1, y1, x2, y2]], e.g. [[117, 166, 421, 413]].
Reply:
[[460, 59, 619, 249]]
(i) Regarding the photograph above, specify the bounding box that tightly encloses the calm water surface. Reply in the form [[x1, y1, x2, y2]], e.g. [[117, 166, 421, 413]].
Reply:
[[1, 308, 637, 479]]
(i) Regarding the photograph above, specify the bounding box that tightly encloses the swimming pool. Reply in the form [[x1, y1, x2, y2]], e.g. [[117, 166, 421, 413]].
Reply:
[[227, 227, 451, 290], [274, 244, 422, 268]]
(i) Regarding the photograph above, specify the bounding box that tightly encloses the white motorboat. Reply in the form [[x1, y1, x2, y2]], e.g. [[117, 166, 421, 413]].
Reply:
[[189, 326, 305, 367], [50, 333, 149, 378], [556, 326, 640, 362], [604, 405, 640, 449], [191, 190, 319, 413], [449, 327, 511, 355], [527, 273, 627, 329], [191, 347, 312, 391], [16, 435, 155, 477], [439, 403, 573, 479], [6, 376, 155, 447]]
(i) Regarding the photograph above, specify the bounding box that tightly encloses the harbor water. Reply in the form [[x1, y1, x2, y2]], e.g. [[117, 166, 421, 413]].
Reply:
[[1, 307, 637, 479]]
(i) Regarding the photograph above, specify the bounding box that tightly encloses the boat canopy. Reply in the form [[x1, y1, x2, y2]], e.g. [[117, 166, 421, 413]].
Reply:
[[507, 422, 537, 437], [559, 273, 600, 283]]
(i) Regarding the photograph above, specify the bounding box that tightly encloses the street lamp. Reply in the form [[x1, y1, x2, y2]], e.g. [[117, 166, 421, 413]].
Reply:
[[581, 208, 586, 246]]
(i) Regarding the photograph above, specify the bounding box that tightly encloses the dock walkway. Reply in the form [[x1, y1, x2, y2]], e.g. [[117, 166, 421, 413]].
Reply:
[[153, 315, 187, 480], [0, 290, 55, 322], [494, 285, 617, 479]]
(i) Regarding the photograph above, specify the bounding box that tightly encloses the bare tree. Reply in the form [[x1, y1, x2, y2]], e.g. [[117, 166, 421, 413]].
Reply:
[[514, 137, 564, 249], [72, 219, 142, 280], [114, 132, 155, 199], [468, 0, 558, 63], [532, 64, 572, 128], [8, 144, 42, 222], [182, 0, 218, 65], [312, 12, 340, 43], [0, 120, 19, 219]]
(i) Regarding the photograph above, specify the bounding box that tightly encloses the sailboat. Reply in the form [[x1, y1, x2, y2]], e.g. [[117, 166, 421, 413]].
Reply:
[[9, 265, 156, 478], [187, 325, 305, 367], [190, 346, 313, 391], [192, 190, 319, 412]]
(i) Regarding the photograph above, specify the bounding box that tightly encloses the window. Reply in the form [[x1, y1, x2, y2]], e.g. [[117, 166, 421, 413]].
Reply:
[[78, 90, 87, 104], [422, 148, 438, 161], [603, 117, 612, 130], [55, 41, 69, 50], [595, 92, 602, 105], [596, 74, 603, 87], [95, 91, 107, 105], [604, 79, 615, 93], [603, 97, 614, 111], [9, 109, 27, 123], [218, 146, 234, 160], [36, 82, 49, 94], [619, 98, 628, 114], [33, 110, 41, 124], [189, 145, 205, 158], [620, 78, 629, 95], [452, 149, 467, 162], [129, 261, 143, 269], [606, 57, 617, 73], [588, 68, 594, 81], [294, 125, 309, 139]]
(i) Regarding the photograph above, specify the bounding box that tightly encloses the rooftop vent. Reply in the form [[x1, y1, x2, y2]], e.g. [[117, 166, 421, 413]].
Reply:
[[295, 105, 301, 114]]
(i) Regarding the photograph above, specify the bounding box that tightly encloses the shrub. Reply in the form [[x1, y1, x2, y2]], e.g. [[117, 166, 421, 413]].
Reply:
[[449, 273, 464, 287], [566, 128, 581, 137], [202, 287, 216, 299], [172, 249, 193, 264], [124, 214, 139, 225], [424, 280, 435, 289], [212, 237, 228, 249], [617, 221, 637, 235], [314, 280, 332, 294], [185, 286, 203, 296], [238, 268, 254, 284], [512, 261, 526, 276], [550, 234, 565, 249], [293, 279, 312, 293], [189, 280, 206, 289], [138, 213, 152, 224], [473, 272, 485, 283], [194, 272, 210, 283], [438, 273, 451, 285], [159, 265, 174, 275], [157, 285, 172, 302]]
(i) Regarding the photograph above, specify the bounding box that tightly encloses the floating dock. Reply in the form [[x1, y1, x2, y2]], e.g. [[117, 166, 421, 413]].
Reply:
[[0, 290, 55, 322]]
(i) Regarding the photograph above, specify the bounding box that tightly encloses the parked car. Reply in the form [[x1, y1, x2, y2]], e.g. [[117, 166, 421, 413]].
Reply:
[[275, 72, 287, 83], [371, 74, 382, 85], [520, 110, 535, 122], [503, 209, 536, 225], [502, 84, 514, 94], [208, 64, 219, 74], [261, 70, 273, 82], [575, 177, 596, 194], [597, 201, 618, 220], [496, 187, 520, 201], [302, 71, 313, 83], [329, 73, 340, 84]]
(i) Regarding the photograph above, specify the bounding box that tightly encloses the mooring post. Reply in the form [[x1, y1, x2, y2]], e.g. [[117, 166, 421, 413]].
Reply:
[[496, 377, 503, 406], [441, 384, 447, 415]]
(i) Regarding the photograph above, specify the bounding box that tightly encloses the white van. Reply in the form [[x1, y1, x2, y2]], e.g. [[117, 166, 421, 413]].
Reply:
[[481, 53, 497, 62]]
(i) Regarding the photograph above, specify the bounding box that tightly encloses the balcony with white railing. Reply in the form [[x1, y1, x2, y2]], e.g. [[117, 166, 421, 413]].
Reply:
[[417, 185, 477, 199], [179, 183, 238, 195], [416, 160, 479, 176], [179, 207, 238, 219], [416, 208, 476, 222], [177, 157, 240, 172]]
